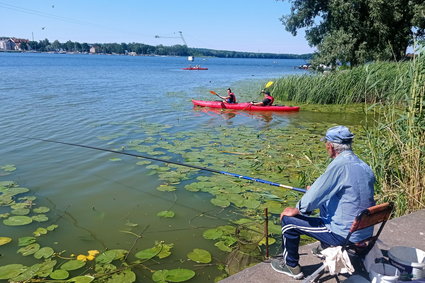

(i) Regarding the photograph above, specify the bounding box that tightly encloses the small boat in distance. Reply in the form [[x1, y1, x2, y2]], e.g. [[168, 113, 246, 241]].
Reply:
[[192, 100, 300, 112], [182, 65, 208, 70]]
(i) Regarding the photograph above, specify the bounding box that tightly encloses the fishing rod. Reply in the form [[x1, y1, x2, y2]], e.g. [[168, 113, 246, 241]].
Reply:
[[22, 137, 307, 193]]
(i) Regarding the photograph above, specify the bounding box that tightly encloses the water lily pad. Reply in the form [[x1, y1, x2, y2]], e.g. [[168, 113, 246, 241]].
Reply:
[[202, 228, 223, 240], [7, 264, 38, 281], [157, 210, 175, 218], [106, 269, 136, 283], [210, 197, 230, 208], [50, 269, 69, 279], [46, 224, 59, 231], [7, 187, 29, 196], [11, 208, 30, 215], [32, 214, 49, 222], [19, 196, 37, 201], [135, 246, 161, 260], [184, 183, 200, 192], [18, 236, 36, 246], [0, 195, 13, 206], [17, 243, 40, 256], [60, 259, 86, 271], [156, 242, 173, 259], [1, 165, 16, 172], [33, 227, 48, 237], [214, 241, 232, 252], [0, 264, 26, 280], [0, 237, 12, 246], [0, 181, 15, 187], [95, 249, 127, 264], [35, 259, 56, 277], [3, 215, 32, 226], [10, 202, 29, 209], [34, 247, 54, 259], [156, 185, 176, 192], [33, 206, 50, 213], [187, 248, 212, 263], [152, 269, 195, 283]]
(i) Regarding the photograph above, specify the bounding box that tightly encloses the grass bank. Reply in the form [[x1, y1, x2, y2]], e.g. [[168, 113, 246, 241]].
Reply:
[[272, 53, 424, 216]]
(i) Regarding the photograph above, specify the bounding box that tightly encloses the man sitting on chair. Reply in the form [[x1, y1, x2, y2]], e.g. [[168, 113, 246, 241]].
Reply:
[[271, 125, 376, 279]]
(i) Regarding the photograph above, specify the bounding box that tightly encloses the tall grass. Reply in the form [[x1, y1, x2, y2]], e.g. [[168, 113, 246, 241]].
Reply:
[[273, 62, 410, 104], [364, 52, 425, 216]]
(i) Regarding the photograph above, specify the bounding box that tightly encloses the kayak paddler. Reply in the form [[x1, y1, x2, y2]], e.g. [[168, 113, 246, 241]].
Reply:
[[251, 90, 274, 106], [217, 88, 237, 104]]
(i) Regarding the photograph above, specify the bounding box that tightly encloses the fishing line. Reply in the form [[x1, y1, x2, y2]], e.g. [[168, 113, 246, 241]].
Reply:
[[20, 136, 306, 193], [27, 151, 248, 233]]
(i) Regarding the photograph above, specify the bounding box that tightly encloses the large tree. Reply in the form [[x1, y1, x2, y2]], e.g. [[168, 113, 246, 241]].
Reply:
[[280, 0, 425, 66]]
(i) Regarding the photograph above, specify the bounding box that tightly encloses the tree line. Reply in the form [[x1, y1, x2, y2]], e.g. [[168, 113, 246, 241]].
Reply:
[[18, 38, 312, 59], [279, 0, 425, 66]]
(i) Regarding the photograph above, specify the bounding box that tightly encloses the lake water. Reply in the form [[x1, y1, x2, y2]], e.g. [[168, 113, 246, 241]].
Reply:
[[0, 53, 366, 282]]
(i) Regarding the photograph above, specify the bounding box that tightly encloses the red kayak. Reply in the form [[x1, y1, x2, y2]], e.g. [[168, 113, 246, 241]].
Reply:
[[192, 100, 300, 112], [182, 67, 208, 70]]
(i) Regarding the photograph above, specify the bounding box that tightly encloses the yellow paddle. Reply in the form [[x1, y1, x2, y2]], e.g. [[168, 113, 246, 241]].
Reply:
[[265, 81, 274, 88]]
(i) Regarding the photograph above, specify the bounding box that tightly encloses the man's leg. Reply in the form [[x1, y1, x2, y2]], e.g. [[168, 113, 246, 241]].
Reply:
[[281, 214, 346, 267]]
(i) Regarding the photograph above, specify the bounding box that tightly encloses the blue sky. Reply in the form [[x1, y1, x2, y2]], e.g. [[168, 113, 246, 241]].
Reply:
[[0, 0, 315, 54]]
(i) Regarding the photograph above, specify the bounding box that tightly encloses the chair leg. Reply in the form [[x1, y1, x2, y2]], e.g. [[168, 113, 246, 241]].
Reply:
[[302, 263, 326, 283]]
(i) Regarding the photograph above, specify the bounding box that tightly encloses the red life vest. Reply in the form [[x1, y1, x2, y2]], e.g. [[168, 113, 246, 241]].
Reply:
[[227, 92, 236, 103], [265, 95, 274, 106]]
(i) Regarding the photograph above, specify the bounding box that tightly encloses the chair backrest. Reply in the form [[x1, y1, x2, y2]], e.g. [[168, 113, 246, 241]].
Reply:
[[342, 202, 393, 255]]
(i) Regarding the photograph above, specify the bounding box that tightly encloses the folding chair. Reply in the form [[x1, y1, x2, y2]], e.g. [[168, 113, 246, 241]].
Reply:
[[303, 202, 394, 283]]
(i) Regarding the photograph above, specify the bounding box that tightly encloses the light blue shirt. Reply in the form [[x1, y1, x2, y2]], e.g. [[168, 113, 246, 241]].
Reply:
[[296, 150, 375, 242]]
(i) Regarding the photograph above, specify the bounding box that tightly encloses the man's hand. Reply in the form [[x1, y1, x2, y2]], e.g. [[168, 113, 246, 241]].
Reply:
[[280, 207, 300, 221]]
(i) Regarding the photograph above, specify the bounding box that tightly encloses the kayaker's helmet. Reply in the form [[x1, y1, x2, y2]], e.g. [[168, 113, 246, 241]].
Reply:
[[264, 91, 270, 95]]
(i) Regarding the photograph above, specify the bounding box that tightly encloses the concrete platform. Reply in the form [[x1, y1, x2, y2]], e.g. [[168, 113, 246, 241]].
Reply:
[[220, 209, 425, 283]]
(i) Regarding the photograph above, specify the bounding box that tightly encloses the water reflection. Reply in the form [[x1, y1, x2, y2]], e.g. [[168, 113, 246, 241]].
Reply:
[[192, 106, 300, 125]]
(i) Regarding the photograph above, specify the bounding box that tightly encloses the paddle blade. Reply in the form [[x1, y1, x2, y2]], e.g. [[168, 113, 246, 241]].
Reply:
[[210, 90, 218, 95], [265, 81, 274, 88]]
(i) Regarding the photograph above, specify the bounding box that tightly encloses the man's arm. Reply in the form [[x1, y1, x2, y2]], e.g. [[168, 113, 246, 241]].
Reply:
[[296, 164, 344, 213]]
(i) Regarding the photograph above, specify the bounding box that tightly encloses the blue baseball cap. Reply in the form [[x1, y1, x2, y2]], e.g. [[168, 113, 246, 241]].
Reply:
[[321, 126, 354, 144]]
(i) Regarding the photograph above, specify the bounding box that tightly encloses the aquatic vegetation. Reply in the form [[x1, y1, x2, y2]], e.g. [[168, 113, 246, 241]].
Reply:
[[187, 248, 212, 263], [0, 237, 12, 246], [0, 180, 201, 282], [0, 164, 16, 175], [157, 210, 175, 218], [0, 116, 371, 281]]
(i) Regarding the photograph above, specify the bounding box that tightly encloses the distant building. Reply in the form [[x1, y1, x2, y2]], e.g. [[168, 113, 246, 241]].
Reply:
[[90, 46, 100, 54], [12, 38, 29, 50], [0, 37, 29, 51], [0, 38, 16, 50]]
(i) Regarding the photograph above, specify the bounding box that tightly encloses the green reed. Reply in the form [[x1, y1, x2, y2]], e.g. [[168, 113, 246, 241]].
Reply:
[[273, 61, 410, 104], [363, 51, 425, 216]]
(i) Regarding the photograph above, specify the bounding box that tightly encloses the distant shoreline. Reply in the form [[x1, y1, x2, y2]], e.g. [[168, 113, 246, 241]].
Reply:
[[0, 50, 310, 60]]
